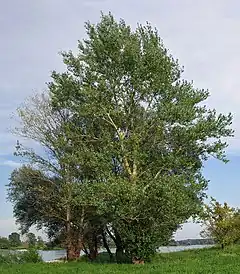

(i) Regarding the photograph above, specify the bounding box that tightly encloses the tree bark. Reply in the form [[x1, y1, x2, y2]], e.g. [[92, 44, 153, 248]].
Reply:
[[116, 245, 124, 264], [66, 219, 82, 260], [114, 230, 124, 264], [102, 231, 113, 261], [132, 257, 144, 264], [66, 235, 82, 260]]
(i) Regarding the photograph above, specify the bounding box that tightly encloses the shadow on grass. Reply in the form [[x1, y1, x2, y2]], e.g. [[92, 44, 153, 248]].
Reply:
[[79, 252, 131, 264]]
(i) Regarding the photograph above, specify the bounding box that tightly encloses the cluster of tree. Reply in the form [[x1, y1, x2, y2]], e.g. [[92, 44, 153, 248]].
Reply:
[[0, 233, 22, 249], [0, 232, 43, 249], [7, 13, 233, 263], [170, 238, 215, 246], [0, 237, 11, 249], [201, 198, 240, 249]]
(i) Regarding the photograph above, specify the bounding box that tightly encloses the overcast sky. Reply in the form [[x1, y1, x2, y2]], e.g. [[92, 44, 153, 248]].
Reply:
[[1, 0, 240, 240]]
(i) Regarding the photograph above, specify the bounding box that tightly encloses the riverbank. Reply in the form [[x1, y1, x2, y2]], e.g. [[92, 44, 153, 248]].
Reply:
[[1, 245, 240, 273]]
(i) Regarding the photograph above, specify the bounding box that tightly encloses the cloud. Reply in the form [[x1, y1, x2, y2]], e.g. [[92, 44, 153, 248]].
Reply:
[[0, 218, 18, 237], [175, 222, 202, 240], [0, 160, 21, 169], [0, 0, 239, 155], [0, 218, 47, 240]]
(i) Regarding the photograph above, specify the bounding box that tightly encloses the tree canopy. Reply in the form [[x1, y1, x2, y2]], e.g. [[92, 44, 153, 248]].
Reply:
[[201, 198, 240, 248]]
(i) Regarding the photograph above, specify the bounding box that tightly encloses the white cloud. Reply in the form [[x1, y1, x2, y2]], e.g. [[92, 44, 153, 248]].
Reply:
[[0, 0, 239, 155], [0, 218, 18, 238], [175, 222, 202, 240], [0, 218, 47, 240], [0, 160, 21, 168]]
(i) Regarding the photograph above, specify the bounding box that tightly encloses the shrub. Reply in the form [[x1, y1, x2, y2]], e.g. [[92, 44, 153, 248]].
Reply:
[[0, 249, 42, 264]]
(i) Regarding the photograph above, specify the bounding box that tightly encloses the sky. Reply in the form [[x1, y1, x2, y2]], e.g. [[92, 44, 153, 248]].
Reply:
[[1, 0, 240, 240]]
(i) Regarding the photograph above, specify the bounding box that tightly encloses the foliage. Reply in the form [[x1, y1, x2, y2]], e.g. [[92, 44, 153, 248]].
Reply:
[[36, 236, 45, 249], [0, 237, 10, 249], [26, 233, 37, 248], [8, 232, 21, 248], [8, 93, 94, 260], [0, 249, 42, 264], [201, 198, 240, 248]]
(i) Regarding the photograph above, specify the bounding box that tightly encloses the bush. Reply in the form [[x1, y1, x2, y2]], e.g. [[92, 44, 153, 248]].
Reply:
[[0, 249, 42, 264]]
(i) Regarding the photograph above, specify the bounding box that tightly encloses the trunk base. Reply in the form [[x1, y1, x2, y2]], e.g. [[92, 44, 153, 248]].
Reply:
[[132, 257, 144, 264], [116, 247, 124, 264], [67, 244, 81, 261]]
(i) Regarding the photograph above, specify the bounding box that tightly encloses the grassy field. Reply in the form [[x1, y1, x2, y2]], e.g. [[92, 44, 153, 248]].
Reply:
[[1, 246, 240, 273]]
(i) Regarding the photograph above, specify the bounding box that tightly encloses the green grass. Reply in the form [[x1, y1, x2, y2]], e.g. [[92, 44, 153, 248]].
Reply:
[[1, 246, 240, 273]]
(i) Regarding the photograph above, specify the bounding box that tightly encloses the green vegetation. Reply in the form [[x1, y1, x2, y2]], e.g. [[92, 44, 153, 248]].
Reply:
[[0, 232, 42, 250], [8, 232, 21, 248], [0, 237, 10, 249], [7, 12, 233, 264], [201, 198, 240, 248], [2, 247, 240, 273], [0, 249, 42, 264], [26, 233, 37, 248]]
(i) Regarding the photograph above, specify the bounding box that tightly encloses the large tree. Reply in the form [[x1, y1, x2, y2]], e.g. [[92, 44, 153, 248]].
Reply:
[[47, 13, 233, 262], [9, 13, 233, 263]]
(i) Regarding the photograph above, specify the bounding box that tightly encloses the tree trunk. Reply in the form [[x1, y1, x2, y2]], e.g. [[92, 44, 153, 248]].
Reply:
[[89, 247, 98, 260], [102, 231, 113, 261], [66, 237, 82, 260], [88, 235, 98, 261], [106, 226, 125, 263], [114, 230, 124, 264], [116, 245, 124, 264], [132, 257, 144, 264], [221, 243, 224, 249], [66, 243, 78, 260], [65, 220, 82, 260]]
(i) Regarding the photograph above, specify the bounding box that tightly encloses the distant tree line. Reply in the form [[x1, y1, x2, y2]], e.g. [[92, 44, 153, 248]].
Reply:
[[169, 238, 215, 246], [0, 232, 44, 249]]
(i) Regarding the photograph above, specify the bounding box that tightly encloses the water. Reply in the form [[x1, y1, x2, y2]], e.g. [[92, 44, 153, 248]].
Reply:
[[39, 244, 213, 261], [0, 245, 213, 262]]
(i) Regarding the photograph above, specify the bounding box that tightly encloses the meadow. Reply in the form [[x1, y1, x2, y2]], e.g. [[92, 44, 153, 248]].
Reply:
[[1, 246, 240, 273]]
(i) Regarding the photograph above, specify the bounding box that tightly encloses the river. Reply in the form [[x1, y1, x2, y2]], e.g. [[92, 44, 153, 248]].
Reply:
[[39, 245, 213, 261]]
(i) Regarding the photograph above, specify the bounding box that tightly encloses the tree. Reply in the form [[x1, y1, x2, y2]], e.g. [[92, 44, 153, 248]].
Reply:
[[36, 236, 45, 249], [8, 12, 233, 263], [8, 162, 88, 260], [8, 93, 93, 260], [201, 199, 240, 249], [8, 232, 21, 247], [0, 237, 10, 249], [48, 13, 233, 263], [26, 232, 37, 248]]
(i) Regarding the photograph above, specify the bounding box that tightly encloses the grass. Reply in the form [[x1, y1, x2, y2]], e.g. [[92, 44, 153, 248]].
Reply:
[[1, 246, 240, 273]]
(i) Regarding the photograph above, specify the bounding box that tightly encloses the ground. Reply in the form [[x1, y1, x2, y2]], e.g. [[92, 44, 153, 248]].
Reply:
[[1, 246, 240, 273]]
